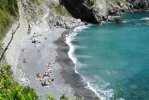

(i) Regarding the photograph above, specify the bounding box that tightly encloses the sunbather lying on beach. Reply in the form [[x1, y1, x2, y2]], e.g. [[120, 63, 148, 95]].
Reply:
[[36, 73, 43, 80], [46, 63, 52, 67], [36, 71, 54, 87], [46, 63, 54, 70], [42, 80, 51, 86], [43, 72, 50, 77]]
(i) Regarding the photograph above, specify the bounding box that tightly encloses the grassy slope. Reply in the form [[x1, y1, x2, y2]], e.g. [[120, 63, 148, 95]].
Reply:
[[0, 65, 38, 100], [0, 0, 18, 40], [0, 65, 77, 100], [54, 4, 70, 16]]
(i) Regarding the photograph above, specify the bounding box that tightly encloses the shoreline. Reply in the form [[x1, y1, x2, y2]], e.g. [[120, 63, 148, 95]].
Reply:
[[56, 11, 149, 100], [55, 25, 100, 100]]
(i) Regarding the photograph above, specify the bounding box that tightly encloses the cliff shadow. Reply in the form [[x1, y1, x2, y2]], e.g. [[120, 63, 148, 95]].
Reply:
[[59, 0, 100, 23]]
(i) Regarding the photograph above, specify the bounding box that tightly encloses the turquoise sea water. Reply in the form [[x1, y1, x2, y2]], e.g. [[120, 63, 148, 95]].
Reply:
[[71, 12, 149, 100]]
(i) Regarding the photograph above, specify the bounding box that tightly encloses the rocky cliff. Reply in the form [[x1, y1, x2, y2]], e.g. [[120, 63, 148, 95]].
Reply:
[[130, 0, 149, 9], [60, 0, 149, 23], [2, 0, 149, 36], [19, 0, 149, 24]]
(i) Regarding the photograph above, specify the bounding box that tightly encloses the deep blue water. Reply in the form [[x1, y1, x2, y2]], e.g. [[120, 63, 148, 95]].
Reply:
[[72, 12, 149, 100]]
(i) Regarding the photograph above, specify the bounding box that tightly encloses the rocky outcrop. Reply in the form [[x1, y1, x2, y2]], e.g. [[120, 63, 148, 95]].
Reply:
[[60, 0, 149, 23], [60, 0, 105, 23], [130, 0, 149, 9], [60, 0, 126, 23], [23, 0, 149, 24]]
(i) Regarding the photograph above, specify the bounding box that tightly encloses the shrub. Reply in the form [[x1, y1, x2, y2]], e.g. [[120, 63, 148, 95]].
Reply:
[[0, 65, 38, 100]]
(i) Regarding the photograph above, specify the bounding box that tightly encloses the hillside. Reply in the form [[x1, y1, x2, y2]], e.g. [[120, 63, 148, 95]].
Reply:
[[0, 0, 18, 39]]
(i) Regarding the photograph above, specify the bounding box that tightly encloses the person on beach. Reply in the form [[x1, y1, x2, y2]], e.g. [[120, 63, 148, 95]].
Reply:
[[42, 80, 51, 86], [34, 44, 40, 47], [43, 72, 50, 78], [47, 67, 53, 71], [32, 39, 41, 44], [21, 48, 26, 52], [36, 73, 42, 80], [46, 63, 54, 70], [23, 59, 27, 63], [47, 63, 51, 67]]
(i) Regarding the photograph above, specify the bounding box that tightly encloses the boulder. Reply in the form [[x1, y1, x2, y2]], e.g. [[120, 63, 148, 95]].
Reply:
[[114, 18, 124, 24], [131, 0, 149, 9]]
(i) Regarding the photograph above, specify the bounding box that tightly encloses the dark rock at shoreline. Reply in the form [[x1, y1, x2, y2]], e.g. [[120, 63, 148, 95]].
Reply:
[[108, 9, 118, 16], [108, 17, 125, 24], [131, 0, 149, 9], [114, 18, 124, 24]]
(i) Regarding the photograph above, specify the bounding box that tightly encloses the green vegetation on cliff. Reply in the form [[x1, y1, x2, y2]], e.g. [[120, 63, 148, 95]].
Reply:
[[0, 65, 81, 100], [0, 65, 38, 100], [54, 4, 70, 16], [0, 1, 39, 99], [0, 0, 18, 39]]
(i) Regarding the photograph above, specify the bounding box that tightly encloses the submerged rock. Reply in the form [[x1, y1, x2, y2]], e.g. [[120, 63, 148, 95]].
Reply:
[[108, 16, 125, 24], [114, 18, 124, 24]]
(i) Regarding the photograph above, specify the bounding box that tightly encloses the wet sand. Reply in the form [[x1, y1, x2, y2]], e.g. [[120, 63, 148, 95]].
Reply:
[[55, 29, 99, 100]]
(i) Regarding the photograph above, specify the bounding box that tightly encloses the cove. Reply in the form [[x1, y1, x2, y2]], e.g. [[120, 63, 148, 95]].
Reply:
[[71, 12, 149, 100]]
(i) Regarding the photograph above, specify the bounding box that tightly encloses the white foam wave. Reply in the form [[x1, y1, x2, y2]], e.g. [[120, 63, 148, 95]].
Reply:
[[86, 75, 115, 99], [76, 55, 91, 58], [140, 17, 149, 21], [84, 76, 114, 100], [86, 81, 107, 100], [65, 25, 89, 74], [71, 45, 87, 49], [65, 25, 112, 100]]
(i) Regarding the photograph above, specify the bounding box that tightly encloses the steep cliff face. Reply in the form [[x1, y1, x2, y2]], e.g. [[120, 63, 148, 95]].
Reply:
[[60, 0, 127, 23], [18, 0, 149, 24], [60, 0, 149, 23], [60, 0, 104, 23]]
